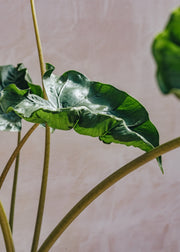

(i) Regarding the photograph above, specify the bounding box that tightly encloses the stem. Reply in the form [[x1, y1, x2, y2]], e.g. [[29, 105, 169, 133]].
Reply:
[[0, 124, 38, 190], [30, 1, 51, 251], [0, 200, 15, 252], [38, 136, 180, 252], [31, 125, 50, 252], [9, 131, 21, 232], [30, 0, 47, 99]]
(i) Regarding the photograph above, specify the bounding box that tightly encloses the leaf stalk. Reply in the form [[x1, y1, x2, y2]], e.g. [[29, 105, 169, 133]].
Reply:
[[0, 200, 15, 252], [9, 131, 21, 232], [30, 1, 51, 251], [31, 125, 50, 252], [0, 124, 38, 190], [30, 0, 47, 99], [38, 136, 180, 252]]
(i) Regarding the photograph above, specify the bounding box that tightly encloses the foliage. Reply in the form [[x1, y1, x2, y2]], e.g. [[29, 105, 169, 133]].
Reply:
[[0, 64, 160, 151], [0, 3, 180, 252], [0, 63, 163, 172], [152, 7, 180, 98]]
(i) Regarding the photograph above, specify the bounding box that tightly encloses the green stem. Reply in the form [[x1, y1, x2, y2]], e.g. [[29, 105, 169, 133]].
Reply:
[[38, 136, 180, 252], [0, 124, 38, 190], [30, 0, 47, 99], [31, 125, 50, 252], [0, 200, 15, 252], [30, 1, 51, 251], [9, 131, 21, 232]]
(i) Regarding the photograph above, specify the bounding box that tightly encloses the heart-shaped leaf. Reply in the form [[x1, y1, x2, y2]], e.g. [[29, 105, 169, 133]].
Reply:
[[152, 7, 180, 98], [0, 64, 43, 131], [0, 64, 162, 171]]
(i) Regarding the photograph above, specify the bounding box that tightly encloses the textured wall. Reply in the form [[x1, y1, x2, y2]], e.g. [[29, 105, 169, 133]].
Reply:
[[0, 1, 180, 251]]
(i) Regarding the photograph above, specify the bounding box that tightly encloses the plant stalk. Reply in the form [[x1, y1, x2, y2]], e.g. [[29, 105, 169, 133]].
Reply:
[[0, 124, 38, 190], [30, 0, 47, 99], [0, 200, 15, 252], [31, 125, 50, 252], [9, 131, 21, 232], [38, 136, 180, 252], [30, 1, 51, 251]]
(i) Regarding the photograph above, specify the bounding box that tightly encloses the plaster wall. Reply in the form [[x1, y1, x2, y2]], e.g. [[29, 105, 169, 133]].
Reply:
[[0, 1, 180, 251]]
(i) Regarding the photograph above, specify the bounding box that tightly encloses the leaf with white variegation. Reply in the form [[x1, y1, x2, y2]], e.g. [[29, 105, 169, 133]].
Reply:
[[0, 64, 43, 131], [0, 64, 163, 171]]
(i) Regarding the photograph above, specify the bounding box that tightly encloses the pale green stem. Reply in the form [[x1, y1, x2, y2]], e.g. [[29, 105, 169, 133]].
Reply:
[[30, 0, 47, 99], [30, 1, 51, 251], [0, 124, 38, 190], [31, 125, 50, 252], [0, 200, 15, 252], [9, 131, 21, 232], [38, 136, 180, 252]]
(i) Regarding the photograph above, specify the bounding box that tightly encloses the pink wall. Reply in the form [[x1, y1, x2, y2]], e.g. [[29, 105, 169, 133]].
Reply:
[[0, 1, 180, 251]]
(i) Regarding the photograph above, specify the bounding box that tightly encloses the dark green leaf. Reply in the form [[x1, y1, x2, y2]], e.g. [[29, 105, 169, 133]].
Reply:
[[0, 107, 21, 131], [0, 64, 162, 171], [152, 7, 180, 98], [0, 64, 31, 91], [0, 64, 43, 131]]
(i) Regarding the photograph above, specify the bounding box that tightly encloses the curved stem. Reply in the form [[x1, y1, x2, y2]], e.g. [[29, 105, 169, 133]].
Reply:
[[38, 136, 180, 252], [0, 200, 15, 252], [9, 131, 21, 232], [30, 1, 51, 251], [0, 124, 38, 190]]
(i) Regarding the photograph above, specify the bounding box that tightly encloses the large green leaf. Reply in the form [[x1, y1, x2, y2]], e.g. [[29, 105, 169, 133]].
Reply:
[[0, 64, 43, 131], [0, 64, 162, 171], [152, 7, 180, 98]]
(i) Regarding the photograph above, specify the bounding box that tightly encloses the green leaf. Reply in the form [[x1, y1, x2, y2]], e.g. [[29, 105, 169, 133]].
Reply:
[[0, 107, 21, 131], [0, 64, 43, 131], [0, 63, 31, 91], [0, 64, 162, 171], [0, 64, 30, 131], [152, 7, 180, 98]]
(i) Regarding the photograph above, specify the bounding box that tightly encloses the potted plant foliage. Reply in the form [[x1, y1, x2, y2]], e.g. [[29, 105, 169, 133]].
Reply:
[[0, 2, 179, 251]]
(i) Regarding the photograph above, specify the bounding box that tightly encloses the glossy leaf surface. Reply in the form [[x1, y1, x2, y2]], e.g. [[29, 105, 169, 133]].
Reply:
[[0, 64, 29, 131], [0, 108, 21, 131], [0, 64, 43, 131], [0, 64, 162, 170], [0, 64, 31, 91], [152, 7, 180, 98]]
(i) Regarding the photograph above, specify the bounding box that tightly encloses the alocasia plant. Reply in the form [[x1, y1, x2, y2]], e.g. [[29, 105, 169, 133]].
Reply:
[[0, 2, 180, 252], [0, 64, 161, 152]]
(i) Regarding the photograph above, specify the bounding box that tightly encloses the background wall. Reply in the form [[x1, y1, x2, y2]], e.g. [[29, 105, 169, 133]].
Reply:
[[0, 1, 180, 251]]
